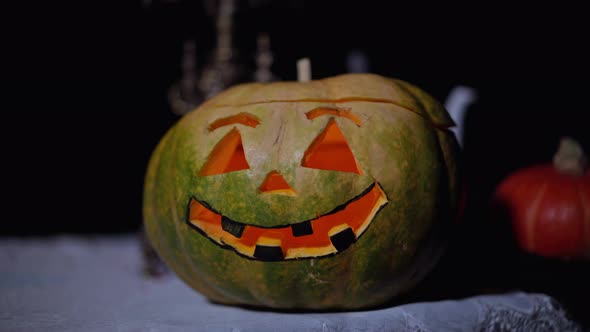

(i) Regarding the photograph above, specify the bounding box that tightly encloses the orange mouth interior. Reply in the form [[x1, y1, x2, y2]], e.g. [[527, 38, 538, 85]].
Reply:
[[187, 182, 388, 261]]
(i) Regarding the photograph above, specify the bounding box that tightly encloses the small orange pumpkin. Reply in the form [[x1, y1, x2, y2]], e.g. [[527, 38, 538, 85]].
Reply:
[[494, 137, 590, 259]]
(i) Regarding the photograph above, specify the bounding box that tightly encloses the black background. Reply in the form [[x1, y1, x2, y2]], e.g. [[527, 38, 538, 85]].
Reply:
[[5, 0, 589, 325], [7, 0, 588, 234]]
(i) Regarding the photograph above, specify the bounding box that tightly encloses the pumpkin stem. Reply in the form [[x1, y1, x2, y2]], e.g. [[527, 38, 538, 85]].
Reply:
[[297, 57, 311, 82], [553, 137, 587, 176]]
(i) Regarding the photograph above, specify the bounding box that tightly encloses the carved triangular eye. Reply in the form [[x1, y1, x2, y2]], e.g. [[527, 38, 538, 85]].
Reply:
[[199, 127, 249, 176], [301, 118, 362, 174]]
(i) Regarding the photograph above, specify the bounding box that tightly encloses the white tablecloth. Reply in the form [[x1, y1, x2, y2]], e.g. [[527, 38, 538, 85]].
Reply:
[[0, 236, 582, 331]]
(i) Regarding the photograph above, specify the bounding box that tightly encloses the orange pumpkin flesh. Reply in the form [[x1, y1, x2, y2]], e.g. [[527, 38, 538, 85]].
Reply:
[[305, 107, 362, 126], [259, 170, 296, 196], [208, 112, 260, 131], [302, 118, 363, 174], [197, 127, 250, 176]]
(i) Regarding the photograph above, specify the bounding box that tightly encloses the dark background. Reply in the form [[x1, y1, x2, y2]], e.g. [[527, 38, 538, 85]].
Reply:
[[7, 0, 588, 235], [5, 0, 589, 325]]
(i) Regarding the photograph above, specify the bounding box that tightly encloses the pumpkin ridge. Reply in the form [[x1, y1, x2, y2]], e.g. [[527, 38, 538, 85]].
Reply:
[[527, 183, 548, 252]]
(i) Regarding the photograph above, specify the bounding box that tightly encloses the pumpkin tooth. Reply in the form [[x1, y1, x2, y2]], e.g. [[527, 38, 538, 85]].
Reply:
[[256, 236, 282, 247], [284, 246, 337, 259], [328, 224, 352, 237]]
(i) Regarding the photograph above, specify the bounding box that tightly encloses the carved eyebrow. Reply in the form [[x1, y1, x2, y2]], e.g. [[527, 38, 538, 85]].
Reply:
[[305, 107, 362, 126], [208, 112, 261, 131]]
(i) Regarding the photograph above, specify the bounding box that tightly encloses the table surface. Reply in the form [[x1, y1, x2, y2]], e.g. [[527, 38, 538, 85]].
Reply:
[[0, 235, 584, 332]]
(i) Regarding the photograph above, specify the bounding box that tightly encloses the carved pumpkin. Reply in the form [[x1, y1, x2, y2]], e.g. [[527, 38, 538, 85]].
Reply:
[[143, 73, 461, 309], [494, 137, 590, 259]]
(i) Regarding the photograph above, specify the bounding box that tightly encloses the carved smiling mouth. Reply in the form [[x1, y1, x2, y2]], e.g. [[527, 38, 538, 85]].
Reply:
[[187, 182, 388, 261]]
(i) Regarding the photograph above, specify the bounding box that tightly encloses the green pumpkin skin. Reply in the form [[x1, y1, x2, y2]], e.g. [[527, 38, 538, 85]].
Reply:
[[143, 73, 461, 310]]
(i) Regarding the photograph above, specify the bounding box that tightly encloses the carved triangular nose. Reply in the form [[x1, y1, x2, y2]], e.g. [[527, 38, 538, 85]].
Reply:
[[259, 170, 296, 196]]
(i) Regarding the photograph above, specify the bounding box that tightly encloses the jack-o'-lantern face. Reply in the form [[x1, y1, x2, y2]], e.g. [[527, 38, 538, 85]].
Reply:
[[187, 106, 389, 261]]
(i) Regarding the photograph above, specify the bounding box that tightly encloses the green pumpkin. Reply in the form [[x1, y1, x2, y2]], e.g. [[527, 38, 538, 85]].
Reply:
[[143, 73, 461, 310]]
